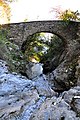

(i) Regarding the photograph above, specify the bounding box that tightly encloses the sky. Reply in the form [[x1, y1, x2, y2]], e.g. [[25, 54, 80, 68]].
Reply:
[[4, 0, 80, 23]]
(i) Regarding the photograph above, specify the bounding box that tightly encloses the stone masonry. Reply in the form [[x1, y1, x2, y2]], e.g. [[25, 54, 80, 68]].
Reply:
[[2, 20, 80, 49]]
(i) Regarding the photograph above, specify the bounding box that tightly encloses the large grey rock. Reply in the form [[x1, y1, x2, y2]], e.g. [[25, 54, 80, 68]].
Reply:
[[0, 60, 80, 120], [30, 96, 80, 120], [63, 86, 80, 104], [0, 60, 56, 120], [33, 75, 56, 97], [62, 86, 80, 117], [0, 64, 39, 119], [26, 62, 43, 79]]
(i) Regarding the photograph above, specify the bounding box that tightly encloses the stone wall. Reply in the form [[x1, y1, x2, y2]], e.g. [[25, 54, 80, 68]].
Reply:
[[2, 20, 80, 49]]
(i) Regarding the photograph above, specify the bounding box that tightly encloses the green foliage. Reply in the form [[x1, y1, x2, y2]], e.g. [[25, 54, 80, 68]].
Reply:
[[41, 35, 64, 62], [48, 35, 64, 53], [24, 33, 49, 62], [24, 18, 28, 22], [23, 32, 65, 66], [52, 7, 80, 21], [59, 9, 80, 21], [0, 28, 26, 73]]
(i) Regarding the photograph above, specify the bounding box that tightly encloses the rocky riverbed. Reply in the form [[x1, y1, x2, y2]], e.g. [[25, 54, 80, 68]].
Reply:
[[0, 59, 80, 120]]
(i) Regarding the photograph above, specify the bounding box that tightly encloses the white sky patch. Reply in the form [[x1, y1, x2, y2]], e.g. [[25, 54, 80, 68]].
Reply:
[[10, 0, 80, 23]]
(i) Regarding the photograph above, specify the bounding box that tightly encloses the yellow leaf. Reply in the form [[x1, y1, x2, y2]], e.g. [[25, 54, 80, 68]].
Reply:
[[0, 0, 11, 24]]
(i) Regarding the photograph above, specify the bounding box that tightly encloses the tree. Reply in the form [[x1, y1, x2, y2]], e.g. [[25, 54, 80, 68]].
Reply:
[[51, 7, 80, 21], [0, 0, 17, 24], [59, 9, 80, 21], [0, 0, 11, 24], [23, 33, 49, 62]]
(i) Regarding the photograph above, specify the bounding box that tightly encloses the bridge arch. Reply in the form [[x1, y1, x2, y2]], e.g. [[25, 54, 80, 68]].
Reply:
[[21, 31, 67, 52]]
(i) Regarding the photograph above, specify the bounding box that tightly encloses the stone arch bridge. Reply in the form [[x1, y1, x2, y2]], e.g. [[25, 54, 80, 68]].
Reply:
[[3, 20, 80, 49]]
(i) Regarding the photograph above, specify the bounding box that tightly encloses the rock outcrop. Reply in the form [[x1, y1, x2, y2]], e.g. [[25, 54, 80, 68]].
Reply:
[[0, 60, 80, 120], [0, 60, 55, 120], [46, 38, 80, 92]]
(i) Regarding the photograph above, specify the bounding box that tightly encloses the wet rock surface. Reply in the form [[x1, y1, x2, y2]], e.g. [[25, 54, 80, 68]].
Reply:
[[0, 60, 80, 120]]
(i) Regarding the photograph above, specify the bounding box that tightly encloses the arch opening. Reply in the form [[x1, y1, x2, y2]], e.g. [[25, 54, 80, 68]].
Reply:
[[21, 32, 67, 74]]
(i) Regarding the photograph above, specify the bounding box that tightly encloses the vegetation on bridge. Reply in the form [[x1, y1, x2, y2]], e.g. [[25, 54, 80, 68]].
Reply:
[[51, 7, 80, 21]]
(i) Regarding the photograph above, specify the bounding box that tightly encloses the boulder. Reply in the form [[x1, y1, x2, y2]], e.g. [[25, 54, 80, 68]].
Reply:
[[26, 62, 43, 79]]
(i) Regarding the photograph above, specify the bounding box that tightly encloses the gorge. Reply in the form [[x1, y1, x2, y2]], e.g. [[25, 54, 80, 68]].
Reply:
[[0, 20, 80, 120]]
